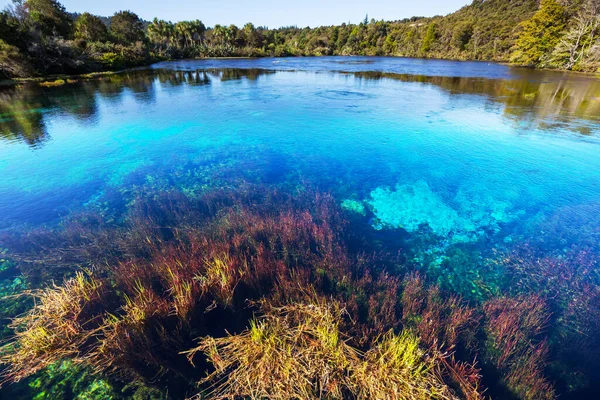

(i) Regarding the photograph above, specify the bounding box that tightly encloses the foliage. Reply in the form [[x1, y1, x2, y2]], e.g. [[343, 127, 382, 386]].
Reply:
[[24, 0, 72, 38], [0, 39, 31, 78], [511, 0, 568, 66], [74, 12, 108, 43], [421, 23, 438, 53], [545, 0, 600, 70], [109, 11, 144, 46], [2, 0, 599, 78]]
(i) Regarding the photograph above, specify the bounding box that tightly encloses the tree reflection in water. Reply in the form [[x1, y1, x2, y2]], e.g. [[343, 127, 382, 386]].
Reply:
[[0, 67, 598, 148]]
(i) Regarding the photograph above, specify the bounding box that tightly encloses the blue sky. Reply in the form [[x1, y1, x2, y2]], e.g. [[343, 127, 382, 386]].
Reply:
[[0, 0, 471, 28]]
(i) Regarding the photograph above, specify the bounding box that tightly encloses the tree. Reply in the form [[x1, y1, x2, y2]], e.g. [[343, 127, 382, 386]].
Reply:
[[0, 9, 28, 48], [148, 18, 174, 54], [243, 22, 258, 47], [74, 12, 108, 42], [510, 0, 567, 66], [451, 23, 473, 51], [421, 22, 437, 53], [545, 0, 600, 69], [110, 10, 145, 45], [24, 0, 72, 38], [212, 24, 227, 46], [173, 20, 205, 49]]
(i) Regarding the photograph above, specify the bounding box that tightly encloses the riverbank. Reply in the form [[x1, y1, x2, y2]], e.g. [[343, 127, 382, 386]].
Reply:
[[3, 55, 600, 89]]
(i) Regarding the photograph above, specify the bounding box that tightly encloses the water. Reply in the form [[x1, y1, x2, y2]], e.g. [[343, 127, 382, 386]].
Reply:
[[1, 58, 599, 227], [1, 57, 600, 398]]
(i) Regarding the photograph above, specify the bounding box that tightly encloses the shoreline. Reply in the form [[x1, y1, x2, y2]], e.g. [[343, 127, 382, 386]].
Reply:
[[2, 55, 599, 86]]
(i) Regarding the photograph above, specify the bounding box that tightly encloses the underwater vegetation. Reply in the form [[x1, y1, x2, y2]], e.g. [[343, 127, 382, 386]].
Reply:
[[189, 297, 453, 400], [0, 183, 597, 399]]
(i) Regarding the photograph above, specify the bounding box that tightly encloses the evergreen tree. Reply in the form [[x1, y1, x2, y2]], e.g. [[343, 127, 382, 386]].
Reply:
[[74, 12, 108, 42], [110, 10, 145, 45], [24, 0, 72, 38], [510, 0, 567, 66]]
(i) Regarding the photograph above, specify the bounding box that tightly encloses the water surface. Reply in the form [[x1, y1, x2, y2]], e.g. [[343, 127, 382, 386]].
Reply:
[[1, 57, 599, 229]]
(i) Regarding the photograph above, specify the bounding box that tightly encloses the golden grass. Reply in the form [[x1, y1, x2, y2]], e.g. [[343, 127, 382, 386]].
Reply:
[[0, 271, 104, 383], [186, 298, 456, 400], [185, 298, 358, 399], [354, 331, 454, 400]]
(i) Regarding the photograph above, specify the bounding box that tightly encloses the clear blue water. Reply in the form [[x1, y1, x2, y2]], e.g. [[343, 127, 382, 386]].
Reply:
[[1, 57, 599, 230], [2, 57, 600, 399]]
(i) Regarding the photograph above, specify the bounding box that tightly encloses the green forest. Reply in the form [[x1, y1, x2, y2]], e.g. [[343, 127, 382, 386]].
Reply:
[[1, 0, 599, 78]]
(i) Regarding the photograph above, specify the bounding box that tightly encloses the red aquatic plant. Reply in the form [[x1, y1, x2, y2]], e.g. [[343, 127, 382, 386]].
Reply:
[[1, 187, 365, 394], [500, 243, 600, 371], [400, 273, 484, 399], [483, 295, 554, 400], [401, 273, 480, 352]]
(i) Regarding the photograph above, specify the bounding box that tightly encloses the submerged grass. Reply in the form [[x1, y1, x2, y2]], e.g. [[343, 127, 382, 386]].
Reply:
[[1, 271, 106, 383], [189, 297, 454, 400], [0, 185, 598, 399]]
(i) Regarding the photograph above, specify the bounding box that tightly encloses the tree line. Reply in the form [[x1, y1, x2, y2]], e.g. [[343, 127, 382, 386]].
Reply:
[[1, 0, 599, 78]]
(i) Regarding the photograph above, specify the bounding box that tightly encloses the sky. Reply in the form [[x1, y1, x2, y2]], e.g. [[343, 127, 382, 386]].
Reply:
[[0, 0, 471, 28]]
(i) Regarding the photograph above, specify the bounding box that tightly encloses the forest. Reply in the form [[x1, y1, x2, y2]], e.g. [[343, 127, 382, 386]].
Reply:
[[0, 0, 599, 78]]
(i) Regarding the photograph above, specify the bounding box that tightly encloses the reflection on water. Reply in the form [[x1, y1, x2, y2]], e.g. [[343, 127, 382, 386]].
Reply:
[[352, 71, 600, 135], [1, 66, 598, 147]]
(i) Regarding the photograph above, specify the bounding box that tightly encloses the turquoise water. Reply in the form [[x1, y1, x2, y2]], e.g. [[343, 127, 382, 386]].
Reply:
[[1, 58, 599, 228], [1, 57, 600, 398]]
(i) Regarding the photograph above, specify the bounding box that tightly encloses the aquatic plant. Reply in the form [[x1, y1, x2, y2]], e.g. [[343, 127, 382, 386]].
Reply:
[[187, 297, 359, 399], [497, 243, 600, 394], [533, 202, 600, 249], [412, 244, 502, 301], [0, 188, 363, 395], [341, 198, 367, 216], [1, 271, 109, 383], [190, 297, 455, 400], [3, 185, 583, 399], [401, 273, 479, 352], [38, 79, 67, 87], [26, 360, 119, 400], [354, 330, 455, 400], [400, 273, 483, 400], [483, 295, 554, 400]]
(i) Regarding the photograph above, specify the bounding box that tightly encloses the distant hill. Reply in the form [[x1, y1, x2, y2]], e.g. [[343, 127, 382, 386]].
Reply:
[[423, 0, 540, 60]]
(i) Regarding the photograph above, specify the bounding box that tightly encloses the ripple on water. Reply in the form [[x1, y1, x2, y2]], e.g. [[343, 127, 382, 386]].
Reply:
[[316, 90, 375, 100]]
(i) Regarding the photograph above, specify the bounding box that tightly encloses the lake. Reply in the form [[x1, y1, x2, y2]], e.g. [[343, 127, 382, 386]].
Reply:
[[1, 57, 600, 399]]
